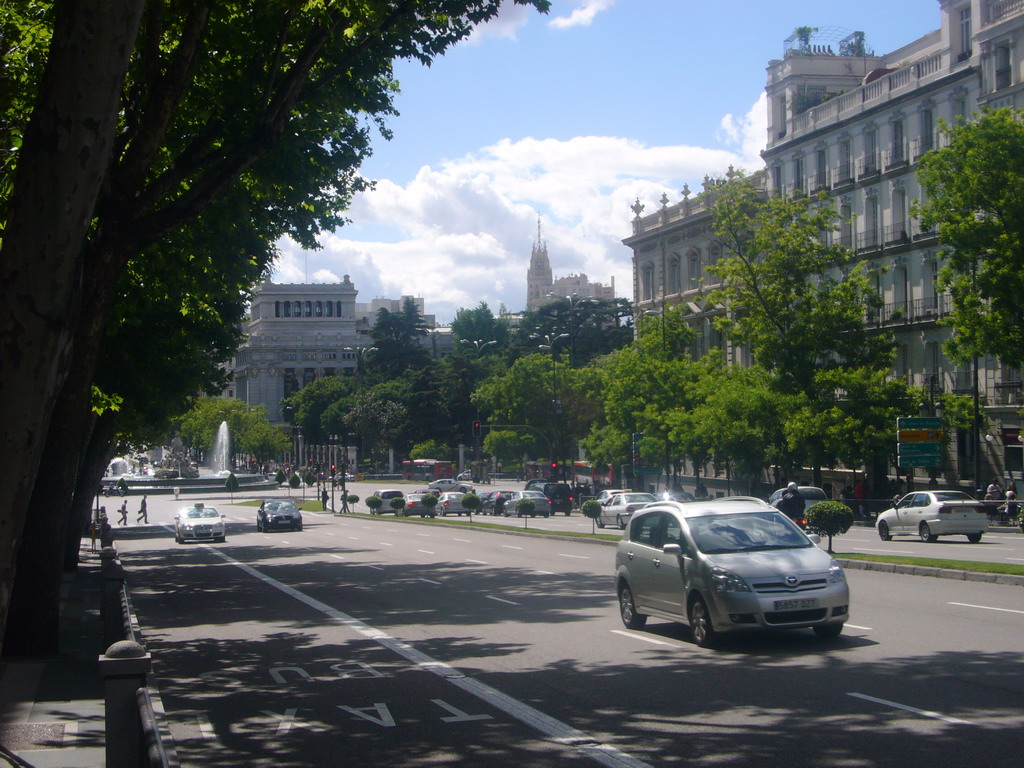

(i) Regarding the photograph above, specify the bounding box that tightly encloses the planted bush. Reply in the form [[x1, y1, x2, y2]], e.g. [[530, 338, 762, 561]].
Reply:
[[806, 500, 856, 553]]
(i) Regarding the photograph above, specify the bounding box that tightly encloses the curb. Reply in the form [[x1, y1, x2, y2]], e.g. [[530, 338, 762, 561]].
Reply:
[[835, 557, 1024, 586]]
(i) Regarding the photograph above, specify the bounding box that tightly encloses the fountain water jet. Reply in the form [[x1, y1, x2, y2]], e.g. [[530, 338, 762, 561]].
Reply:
[[210, 421, 231, 475]]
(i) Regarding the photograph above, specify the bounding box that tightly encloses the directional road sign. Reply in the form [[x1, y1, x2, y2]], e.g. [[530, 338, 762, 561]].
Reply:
[[898, 429, 943, 443], [897, 417, 943, 430], [898, 455, 942, 468], [898, 443, 943, 458]]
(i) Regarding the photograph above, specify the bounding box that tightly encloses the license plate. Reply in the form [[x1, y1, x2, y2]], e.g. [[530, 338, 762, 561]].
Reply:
[[774, 598, 818, 611]]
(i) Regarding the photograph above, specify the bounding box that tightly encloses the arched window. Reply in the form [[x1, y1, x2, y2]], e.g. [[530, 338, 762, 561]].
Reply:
[[687, 250, 701, 290], [668, 256, 681, 295]]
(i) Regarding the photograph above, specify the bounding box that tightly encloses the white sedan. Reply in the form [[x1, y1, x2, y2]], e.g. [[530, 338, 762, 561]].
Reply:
[[876, 491, 989, 543], [428, 478, 473, 493], [174, 503, 226, 543], [598, 492, 659, 529]]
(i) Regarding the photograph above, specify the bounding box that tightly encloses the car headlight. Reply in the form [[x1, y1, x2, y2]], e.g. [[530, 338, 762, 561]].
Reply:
[[828, 563, 846, 583], [711, 567, 751, 593]]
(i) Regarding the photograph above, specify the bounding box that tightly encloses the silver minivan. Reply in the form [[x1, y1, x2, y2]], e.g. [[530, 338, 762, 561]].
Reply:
[[615, 498, 849, 647]]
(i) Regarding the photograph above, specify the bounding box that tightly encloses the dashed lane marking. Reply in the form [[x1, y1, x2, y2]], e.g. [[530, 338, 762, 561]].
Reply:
[[486, 596, 520, 606], [848, 692, 975, 725], [610, 630, 674, 647], [949, 602, 1024, 615]]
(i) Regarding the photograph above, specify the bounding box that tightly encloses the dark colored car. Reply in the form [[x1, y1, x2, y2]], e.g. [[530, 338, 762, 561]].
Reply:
[[257, 499, 303, 532], [543, 483, 574, 515]]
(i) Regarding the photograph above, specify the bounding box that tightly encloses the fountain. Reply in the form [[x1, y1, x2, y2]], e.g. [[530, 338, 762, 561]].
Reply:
[[210, 421, 231, 475]]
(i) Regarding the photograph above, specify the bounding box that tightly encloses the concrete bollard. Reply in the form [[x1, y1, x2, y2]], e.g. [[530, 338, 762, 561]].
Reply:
[[101, 554, 127, 647], [99, 640, 152, 768]]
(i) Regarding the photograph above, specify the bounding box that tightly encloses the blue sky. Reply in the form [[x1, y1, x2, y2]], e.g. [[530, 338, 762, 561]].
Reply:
[[272, 0, 941, 323]]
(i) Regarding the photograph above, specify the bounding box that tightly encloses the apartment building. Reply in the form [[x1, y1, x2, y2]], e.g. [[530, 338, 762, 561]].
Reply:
[[625, 1, 1024, 488]]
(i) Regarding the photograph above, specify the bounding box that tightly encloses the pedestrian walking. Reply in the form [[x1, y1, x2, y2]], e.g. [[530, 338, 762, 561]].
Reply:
[[118, 500, 128, 525], [321, 488, 329, 511], [136, 495, 148, 524]]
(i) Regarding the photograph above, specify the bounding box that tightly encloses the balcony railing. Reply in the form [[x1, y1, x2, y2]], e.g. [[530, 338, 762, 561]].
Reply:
[[866, 294, 952, 326], [857, 153, 880, 179], [833, 161, 853, 187], [856, 229, 880, 251], [884, 143, 908, 169], [884, 223, 910, 246], [988, 0, 1024, 24]]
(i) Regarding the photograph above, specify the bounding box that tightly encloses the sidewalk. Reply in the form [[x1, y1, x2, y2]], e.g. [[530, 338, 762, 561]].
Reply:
[[0, 546, 106, 767]]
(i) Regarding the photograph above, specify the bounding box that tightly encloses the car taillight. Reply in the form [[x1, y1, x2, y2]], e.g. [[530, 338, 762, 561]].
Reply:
[[939, 506, 950, 514]]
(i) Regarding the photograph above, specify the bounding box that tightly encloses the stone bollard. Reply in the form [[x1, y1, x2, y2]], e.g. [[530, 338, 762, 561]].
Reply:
[[101, 552, 127, 647], [99, 640, 152, 768]]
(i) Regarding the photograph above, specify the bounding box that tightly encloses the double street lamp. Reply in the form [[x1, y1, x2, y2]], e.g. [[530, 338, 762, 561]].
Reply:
[[546, 292, 597, 369]]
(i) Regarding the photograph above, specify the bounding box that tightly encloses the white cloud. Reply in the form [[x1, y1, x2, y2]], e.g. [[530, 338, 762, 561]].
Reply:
[[549, 0, 617, 29], [273, 97, 767, 323]]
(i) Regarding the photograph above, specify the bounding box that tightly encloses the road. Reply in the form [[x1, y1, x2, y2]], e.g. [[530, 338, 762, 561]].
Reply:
[[112, 492, 1024, 768]]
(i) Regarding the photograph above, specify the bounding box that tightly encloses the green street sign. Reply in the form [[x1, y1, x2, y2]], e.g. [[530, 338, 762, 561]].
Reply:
[[898, 455, 941, 468], [898, 443, 943, 458], [897, 416, 942, 430]]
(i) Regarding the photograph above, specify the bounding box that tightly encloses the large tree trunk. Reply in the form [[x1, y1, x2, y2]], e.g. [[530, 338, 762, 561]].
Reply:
[[0, 0, 145, 655], [64, 414, 118, 571]]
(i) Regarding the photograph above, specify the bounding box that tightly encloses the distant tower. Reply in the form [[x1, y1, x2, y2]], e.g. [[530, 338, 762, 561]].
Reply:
[[526, 217, 553, 310]]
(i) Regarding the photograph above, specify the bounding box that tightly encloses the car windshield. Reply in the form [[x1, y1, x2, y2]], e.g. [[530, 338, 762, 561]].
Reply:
[[800, 488, 828, 501], [185, 508, 219, 519], [932, 491, 973, 501], [688, 511, 811, 554], [621, 493, 657, 504], [523, 491, 546, 498], [266, 502, 297, 511]]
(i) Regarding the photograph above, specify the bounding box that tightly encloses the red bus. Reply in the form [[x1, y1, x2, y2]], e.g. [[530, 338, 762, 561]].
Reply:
[[401, 459, 454, 482]]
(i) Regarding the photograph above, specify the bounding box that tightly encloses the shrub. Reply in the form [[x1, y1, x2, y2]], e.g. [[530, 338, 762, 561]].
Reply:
[[581, 500, 602, 520], [806, 500, 856, 553], [289, 473, 301, 490], [421, 493, 439, 517], [274, 469, 286, 486], [515, 497, 536, 517], [461, 493, 481, 514], [389, 496, 407, 514], [366, 495, 383, 514]]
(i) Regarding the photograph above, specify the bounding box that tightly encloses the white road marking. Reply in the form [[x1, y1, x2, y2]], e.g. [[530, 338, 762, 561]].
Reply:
[[324, 532, 336, 536], [417, 550, 435, 555], [331, 555, 345, 560], [202, 546, 654, 768], [486, 596, 520, 606], [850, 547, 915, 554], [502, 545, 523, 550], [535, 570, 556, 575], [420, 578, 442, 585], [454, 538, 472, 543], [417, 533, 431, 538], [366, 565, 384, 571], [466, 559, 488, 564], [559, 554, 590, 560], [196, 713, 216, 740], [848, 692, 975, 725], [380, 542, 393, 546], [1008, 558, 1024, 562], [348, 537, 360, 541], [949, 602, 1024, 615], [610, 630, 674, 646], [845, 624, 873, 631]]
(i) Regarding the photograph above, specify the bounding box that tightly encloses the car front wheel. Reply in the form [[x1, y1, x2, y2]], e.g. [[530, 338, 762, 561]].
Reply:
[[919, 522, 938, 542], [878, 521, 891, 541], [619, 584, 647, 630], [689, 596, 717, 648], [966, 532, 982, 543]]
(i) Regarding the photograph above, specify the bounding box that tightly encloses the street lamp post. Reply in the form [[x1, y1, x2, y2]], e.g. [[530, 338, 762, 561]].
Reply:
[[546, 292, 597, 369], [532, 333, 568, 480], [344, 346, 377, 381], [461, 338, 497, 355]]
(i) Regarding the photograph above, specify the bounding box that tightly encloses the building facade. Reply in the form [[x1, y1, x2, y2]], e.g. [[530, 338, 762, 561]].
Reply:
[[526, 220, 616, 310], [624, 0, 1024, 490]]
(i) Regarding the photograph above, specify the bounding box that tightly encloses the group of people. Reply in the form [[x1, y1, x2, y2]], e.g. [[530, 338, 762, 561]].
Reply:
[[984, 481, 1020, 523], [114, 495, 148, 525]]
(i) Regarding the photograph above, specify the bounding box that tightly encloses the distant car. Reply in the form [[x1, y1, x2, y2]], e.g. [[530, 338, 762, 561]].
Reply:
[[501, 490, 552, 518], [428, 478, 473, 493], [595, 488, 631, 504], [480, 490, 516, 514], [257, 498, 303, 532], [524, 478, 549, 492], [615, 498, 849, 647], [598, 492, 659, 529], [371, 489, 406, 514], [768, 486, 829, 526], [332, 472, 355, 483], [437, 491, 471, 516], [542, 482, 575, 515], [457, 470, 473, 481], [403, 491, 438, 517], [876, 491, 989, 543], [659, 490, 696, 503], [174, 503, 226, 543]]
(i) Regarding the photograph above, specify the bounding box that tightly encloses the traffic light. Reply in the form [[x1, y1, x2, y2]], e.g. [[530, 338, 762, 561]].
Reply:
[[550, 461, 557, 470], [472, 420, 481, 437], [331, 465, 336, 473]]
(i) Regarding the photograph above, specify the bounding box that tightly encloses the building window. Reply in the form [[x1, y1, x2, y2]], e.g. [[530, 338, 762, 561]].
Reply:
[[325, 300, 333, 317], [836, 139, 852, 185], [958, 6, 972, 61], [668, 257, 681, 294], [335, 301, 343, 317], [792, 156, 804, 195], [771, 164, 783, 194], [293, 301, 301, 318], [839, 205, 853, 250], [315, 301, 323, 317], [274, 301, 281, 318], [687, 251, 701, 290], [996, 44, 1012, 90], [917, 109, 934, 157], [304, 301, 312, 317], [889, 119, 905, 166], [283, 301, 292, 318], [815, 149, 828, 190], [641, 264, 654, 301], [860, 129, 878, 176]]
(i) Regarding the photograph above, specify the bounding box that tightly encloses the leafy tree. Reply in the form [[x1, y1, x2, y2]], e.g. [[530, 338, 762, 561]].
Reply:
[[275, 470, 286, 486], [451, 302, 510, 350], [345, 390, 408, 465], [225, 472, 239, 502], [410, 439, 450, 461], [389, 496, 406, 515], [239, 421, 291, 465], [366, 495, 383, 515], [420, 493, 439, 518], [281, 376, 356, 446], [915, 107, 1024, 367], [515, 497, 536, 517], [805, 500, 856, 553], [370, 298, 431, 378], [516, 297, 633, 367], [289, 473, 301, 492], [581, 499, 602, 533], [461, 492, 481, 518], [0, 0, 550, 652]]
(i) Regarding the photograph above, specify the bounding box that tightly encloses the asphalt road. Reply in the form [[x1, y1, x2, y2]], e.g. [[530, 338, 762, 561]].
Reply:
[[111, 491, 1024, 768]]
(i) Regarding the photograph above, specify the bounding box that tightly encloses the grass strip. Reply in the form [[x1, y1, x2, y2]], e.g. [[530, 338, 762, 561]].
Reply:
[[836, 552, 1024, 577]]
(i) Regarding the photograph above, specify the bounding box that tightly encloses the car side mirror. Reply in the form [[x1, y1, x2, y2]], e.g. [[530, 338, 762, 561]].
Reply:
[[806, 533, 821, 544], [662, 543, 683, 556]]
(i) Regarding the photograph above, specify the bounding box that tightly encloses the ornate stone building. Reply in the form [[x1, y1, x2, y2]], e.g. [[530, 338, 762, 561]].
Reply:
[[526, 220, 615, 310]]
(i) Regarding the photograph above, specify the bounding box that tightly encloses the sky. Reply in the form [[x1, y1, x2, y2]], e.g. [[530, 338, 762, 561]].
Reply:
[[271, 0, 942, 323]]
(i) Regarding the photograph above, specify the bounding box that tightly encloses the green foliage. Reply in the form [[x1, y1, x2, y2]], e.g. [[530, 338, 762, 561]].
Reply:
[[303, 471, 316, 487], [345, 494, 359, 505], [116, 477, 129, 492], [805, 500, 856, 553], [370, 298, 431, 378], [366, 495, 383, 513], [516, 297, 634, 367], [461, 493, 481, 512], [421, 493, 439, 514], [915, 108, 1024, 367], [451, 303, 511, 350], [410, 439, 449, 461], [280, 376, 355, 445], [389, 496, 406, 513], [581, 500, 602, 520], [344, 390, 407, 461], [275, 470, 286, 485], [515, 497, 536, 516], [289, 473, 301, 490], [224, 472, 240, 495]]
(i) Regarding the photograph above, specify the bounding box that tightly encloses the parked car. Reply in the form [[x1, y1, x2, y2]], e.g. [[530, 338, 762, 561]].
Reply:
[[524, 478, 549, 492], [615, 498, 849, 647], [437, 491, 471, 516], [428, 478, 473, 493], [876, 491, 988, 542], [456, 470, 473, 481], [595, 488, 631, 504], [371, 489, 406, 514], [659, 490, 696, 503], [174, 503, 226, 543], [501, 490, 552, 518], [767, 486, 828, 527], [542, 482, 575, 515], [403, 491, 438, 517], [598, 492, 658, 529], [257, 498, 303, 532]]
